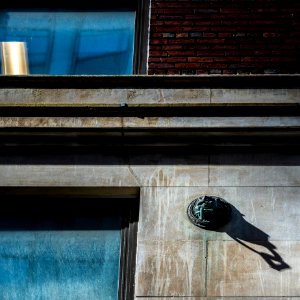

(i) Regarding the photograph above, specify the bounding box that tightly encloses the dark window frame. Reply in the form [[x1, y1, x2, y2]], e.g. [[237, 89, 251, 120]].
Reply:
[[133, 0, 150, 74], [118, 197, 139, 300], [0, 187, 140, 300], [0, 0, 150, 74]]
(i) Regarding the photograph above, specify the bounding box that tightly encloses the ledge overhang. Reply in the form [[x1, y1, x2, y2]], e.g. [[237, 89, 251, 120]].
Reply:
[[0, 75, 299, 148]]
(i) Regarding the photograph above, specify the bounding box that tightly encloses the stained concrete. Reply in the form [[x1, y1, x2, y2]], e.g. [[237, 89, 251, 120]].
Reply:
[[211, 88, 300, 103], [207, 241, 300, 296], [0, 79, 299, 298], [2, 155, 299, 297], [135, 240, 206, 297], [1, 116, 298, 129], [0, 87, 299, 105], [138, 187, 300, 241]]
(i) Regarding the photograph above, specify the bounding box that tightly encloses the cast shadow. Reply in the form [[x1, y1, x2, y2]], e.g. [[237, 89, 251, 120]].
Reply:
[[215, 205, 290, 271]]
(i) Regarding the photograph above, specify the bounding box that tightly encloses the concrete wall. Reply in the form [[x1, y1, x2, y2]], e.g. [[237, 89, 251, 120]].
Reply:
[[135, 151, 300, 298], [1, 150, 300, 298], [0, 77, 299, 299]]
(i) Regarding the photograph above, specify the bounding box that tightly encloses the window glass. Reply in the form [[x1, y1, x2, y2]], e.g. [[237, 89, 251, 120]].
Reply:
[[0, 196, 131, 300], [0, 11, 135, 75], [0, 231, 121, 299]]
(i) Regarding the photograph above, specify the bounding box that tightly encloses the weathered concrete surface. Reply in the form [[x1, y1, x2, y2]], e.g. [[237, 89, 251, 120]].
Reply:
[[128, 153, 208, 187], [210, 152, 300, 186], [135, 296, 300, 300], [135, 240, 206, 297], [1, 116, 299, 128], [0, 88, 210, 105], [211, 89, 300, 103], [207, 241, 300, 296], [1, 149, 300, 298], [0, 164, 207, 187], [126, 88, 211, 104], [0, 153, 208, 187], [0, 165, 139, 186], [0, 88, 299, 105], [1, 152, 300, 298], [135, 298, 300, 300], [0, 117, 123, 128], [0, 88, 127, 105], [123, 116, 300, 129], [0, 78, 300, 299], [138, 187, 300, 241]]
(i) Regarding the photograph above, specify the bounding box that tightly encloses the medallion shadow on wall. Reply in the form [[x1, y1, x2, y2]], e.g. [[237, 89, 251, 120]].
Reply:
[[187, 195, 290, 271]]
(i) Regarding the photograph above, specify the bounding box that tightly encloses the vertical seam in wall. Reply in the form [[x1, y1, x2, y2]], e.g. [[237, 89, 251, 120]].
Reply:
[[209, 87, 212, 104], [204, 239, 208, 296], [208, 154, 211, 186], [122, 116, 142, 187]]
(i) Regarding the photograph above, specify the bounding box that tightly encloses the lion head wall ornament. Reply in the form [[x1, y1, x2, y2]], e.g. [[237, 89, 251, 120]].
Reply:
[[187, 195, 232, 229]]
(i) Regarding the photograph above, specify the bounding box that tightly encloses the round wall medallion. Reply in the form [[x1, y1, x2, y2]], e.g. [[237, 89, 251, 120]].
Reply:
[[187, 195, 232, 229]]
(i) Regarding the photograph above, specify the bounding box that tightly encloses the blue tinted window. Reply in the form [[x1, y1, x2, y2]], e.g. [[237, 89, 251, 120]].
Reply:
[[0, 11, 135, 74], [0, 230, 121, 300], [0, 197, 131, 300]]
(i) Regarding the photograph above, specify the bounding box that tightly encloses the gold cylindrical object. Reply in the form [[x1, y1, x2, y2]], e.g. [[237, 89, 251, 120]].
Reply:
[[1, 42, 29, 75]]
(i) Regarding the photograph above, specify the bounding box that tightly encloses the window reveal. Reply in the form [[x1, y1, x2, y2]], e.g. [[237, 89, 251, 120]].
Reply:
[[0, 11, 136, 75]]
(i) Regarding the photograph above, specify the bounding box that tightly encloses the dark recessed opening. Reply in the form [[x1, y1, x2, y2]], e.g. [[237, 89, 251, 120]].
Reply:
[[0, 190, 139, 300], [0, 196, 138, 231]]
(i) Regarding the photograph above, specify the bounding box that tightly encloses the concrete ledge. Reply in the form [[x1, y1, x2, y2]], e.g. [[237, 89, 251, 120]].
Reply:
[[0, 116, 299, 129], [0, 88, 300, 106], [0, 75, 299, 106]]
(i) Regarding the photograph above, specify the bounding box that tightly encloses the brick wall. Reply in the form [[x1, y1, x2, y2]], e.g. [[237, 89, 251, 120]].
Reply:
[[148, 0, 300, 75]]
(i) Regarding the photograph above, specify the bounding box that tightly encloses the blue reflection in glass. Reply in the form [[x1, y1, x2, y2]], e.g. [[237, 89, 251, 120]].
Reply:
[[0, 192, 131, 300], [0, 219, 122, 300], [0, 11, 135, 74]]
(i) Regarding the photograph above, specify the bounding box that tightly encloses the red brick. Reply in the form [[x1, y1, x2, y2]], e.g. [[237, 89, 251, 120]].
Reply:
[[150, 39, 168, 45], [161, 57, 188, 63], [148, 0, 300, 74], [210, 45, 239, 50], [150, 20, 164, 26], [148, 69, 167, 75], [176, 33, 189, 38], [196, 51, 224, 56], [163, 21, 193, 26], [151, 33, 164, 38], [241, 57, 270, 62], [168, 39, 198, 44], [203, 33, 217, 37], [196, 69, 209, 74], [167, 69, 181, 75], [194, 20, 221, 25], [163, 9, 194, 14], [162, 45, 183, 50], [270, 57, 298, 62], [155, 26, 184, 33], [188, 57, 214, 62], [196, 39, 225, 44], [214, 57, 241, 62], [148, 57, 161, 63], [149, 45, 162, 51], [174, 63, 204, 68], [263, 32, 282, 38], [167, 50, 196, 56], [151, 51, 168, 57], [149, 63, 175, 69]]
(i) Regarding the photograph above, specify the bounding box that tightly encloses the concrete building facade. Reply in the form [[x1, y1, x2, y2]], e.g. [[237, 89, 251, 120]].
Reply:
[[0, 0, 300, 299]]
